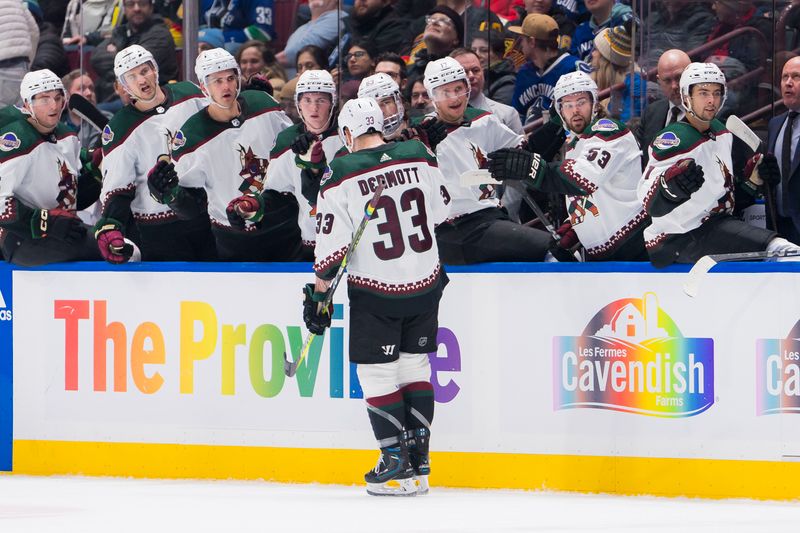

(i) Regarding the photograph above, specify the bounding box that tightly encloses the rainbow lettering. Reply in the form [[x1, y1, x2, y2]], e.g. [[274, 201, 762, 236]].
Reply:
[[756, 320, 800, 415], [553, 292, 714, 417], [53, 299, 461, 403]]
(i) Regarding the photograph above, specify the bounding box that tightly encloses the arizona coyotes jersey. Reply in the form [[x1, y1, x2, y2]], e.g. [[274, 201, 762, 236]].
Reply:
[[560, 118, 647, 258], [265, 123, 343, 246], [314, 140, 450, 316], [639, 119, 734, 252], [432, 106, 523, 220], [100, 82, 207, 224], [171, 90, 293, 229], [0, 120, 81, 238]]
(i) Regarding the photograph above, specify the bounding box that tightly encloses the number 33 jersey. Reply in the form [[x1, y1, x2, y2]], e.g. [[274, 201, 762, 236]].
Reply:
[[313, 139, 451, 316]]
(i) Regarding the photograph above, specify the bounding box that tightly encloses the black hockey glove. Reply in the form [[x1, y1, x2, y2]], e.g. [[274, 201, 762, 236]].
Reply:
[[291, 131, 315, 156], [31, 208, 87, 244], [413, 117, 447, 151], [294, 137, 327, 173], [226, 193, 265, 229], [242, 73, 273, 96], [147, 159, 180, 204], [743, 153, 781, 191], [487, 148, 544, 185], [302, 283, 332, 335], [659, 159, 704, 203]]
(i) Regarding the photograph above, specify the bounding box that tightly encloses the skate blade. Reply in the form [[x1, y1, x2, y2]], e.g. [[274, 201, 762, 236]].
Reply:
[[414, 475, 429, 496], [366, 477, 417, 497]]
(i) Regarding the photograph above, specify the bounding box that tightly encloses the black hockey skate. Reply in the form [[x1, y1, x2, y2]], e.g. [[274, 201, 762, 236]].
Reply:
[[364, 438, 416, 496], [407, 428, 430, 495]]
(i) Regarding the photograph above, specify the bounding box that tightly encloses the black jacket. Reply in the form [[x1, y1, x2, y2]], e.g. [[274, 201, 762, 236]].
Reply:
[[348, 5, 409, 57], [487, 59, 516, 106], [32, 22, 69, 78]]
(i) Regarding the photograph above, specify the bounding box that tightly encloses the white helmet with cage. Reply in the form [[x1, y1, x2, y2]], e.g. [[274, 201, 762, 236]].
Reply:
[[20, 69, 65, 106], [295, 69, 337, 128], [195, 48, 241, 106], [338, 97, 384, 152], [423, 57, 470, 101], [552, 71, 598, 124], [358, 73, 405, 137], [679, 62, 727, 121], [114, 44, 158, 84]]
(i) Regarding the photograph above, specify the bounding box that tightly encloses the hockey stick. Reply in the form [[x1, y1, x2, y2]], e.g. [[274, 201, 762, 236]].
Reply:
[[68, 94, 109, 132], [459, 169, 500, 187], [725, 115, 778, 231], [284, 181, 386, 377], [683, 249, 800, 297]]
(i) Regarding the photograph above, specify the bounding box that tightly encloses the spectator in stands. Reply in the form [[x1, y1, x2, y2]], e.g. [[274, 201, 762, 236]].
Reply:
[[347, 0, 408, 57], [471, 30, 516, 105], [278, 76, 300, 123], [235, 40, 288, 94], [408, 6, 465, 80], [198, 28, 225, 53], [276, 0, 346, 69], [405, 75, 433, 118], [407, 0, 504, 56], [29, 1, 69, 78], [62, 0, 116, 46], [508, 0, 577, 50], [374, 52, 408, 91], [641, 0, 715, 70], [394, 0, 434, 20], [204, 0, 276, 45], [90, 0, 178, 102], [61, 70, 111, 149], [636, 49, 690, 165], [510, 13, 589, 124], [296, 45, 329, 75], [0, 0, 38, 107], [334, 40, 376, 101], [569, 0, 631, 62], [591, 21, 644, 123], [452, 48, 523, 134], [705, 0, 772, 73]]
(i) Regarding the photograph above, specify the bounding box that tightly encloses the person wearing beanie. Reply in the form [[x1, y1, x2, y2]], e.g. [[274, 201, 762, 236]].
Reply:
[[510, 13, 589, 124], [590, 20, 645, 122], [407, 6, 465, 80], [569, 0, 631, 62]]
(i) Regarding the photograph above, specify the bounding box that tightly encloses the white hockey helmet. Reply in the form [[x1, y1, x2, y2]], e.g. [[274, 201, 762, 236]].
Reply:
[[423, 57, 470, 101], [195, 48, 241, 105], [20, 69, 65, 106], [294, 69, 337, 129], [338, 97, 384, 152], [552, 71, 598, 123], [358, 73, 405, 137], [114, 44, 159, 83], [679, 62, 727, 121]]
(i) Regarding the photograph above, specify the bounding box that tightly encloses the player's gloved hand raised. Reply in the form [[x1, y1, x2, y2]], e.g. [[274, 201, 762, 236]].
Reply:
[[487, 148, 544, 184], [412, 117, 447, 151], [302, 283, 332, 335], [294, 135, 326, 172], [243, 73, 273, 95], [147, 159, 180, 204], [226, 193, 264, 229], [744, 153, 780, 189], [94, 221, 133, 264], [31, 208, 87, 244], [659, 159, 704, 203]]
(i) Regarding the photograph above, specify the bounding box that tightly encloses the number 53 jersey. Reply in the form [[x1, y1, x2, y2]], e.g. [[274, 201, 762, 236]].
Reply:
[[314, 139, 451, 316]]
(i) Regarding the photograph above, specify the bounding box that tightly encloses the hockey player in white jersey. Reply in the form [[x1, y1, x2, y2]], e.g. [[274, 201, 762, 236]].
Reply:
[[487, 71, 649, 261], [96, 44, 216, 263], [305, 98, 450, 496], [639, 62, 800, 267], [147, 48, 301, 261], [422, 57, 552, 264], [227, 69, 341, 260], [0, 70, 101, 266], [357, 72, 448, 151]]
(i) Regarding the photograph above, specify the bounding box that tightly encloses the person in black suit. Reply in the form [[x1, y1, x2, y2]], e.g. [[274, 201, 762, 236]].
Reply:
[[636, 49, 690, 166], [766, 56, 800, 243]]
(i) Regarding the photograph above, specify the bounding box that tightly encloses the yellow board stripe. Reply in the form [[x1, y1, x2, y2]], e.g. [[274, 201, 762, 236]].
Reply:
[[9, 440, 800, 501]]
